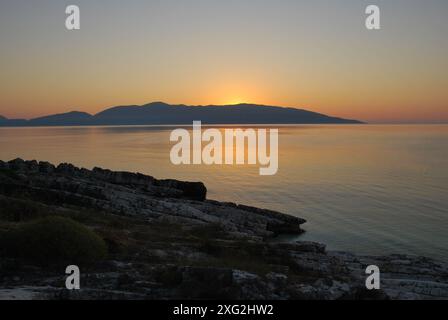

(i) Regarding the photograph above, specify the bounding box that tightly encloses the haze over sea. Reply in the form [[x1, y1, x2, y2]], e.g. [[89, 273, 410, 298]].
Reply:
[[1, 124, 447, 261]]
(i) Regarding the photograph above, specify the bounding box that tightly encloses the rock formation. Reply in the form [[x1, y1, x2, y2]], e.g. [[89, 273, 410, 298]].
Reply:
[[0, 159, 447, 300]]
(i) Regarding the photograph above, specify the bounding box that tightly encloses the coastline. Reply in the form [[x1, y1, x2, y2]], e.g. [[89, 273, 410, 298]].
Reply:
[[0, 159, 447, 300]]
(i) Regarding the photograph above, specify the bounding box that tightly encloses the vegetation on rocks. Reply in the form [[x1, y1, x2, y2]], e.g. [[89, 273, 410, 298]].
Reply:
[[0, 216, 107, 266]]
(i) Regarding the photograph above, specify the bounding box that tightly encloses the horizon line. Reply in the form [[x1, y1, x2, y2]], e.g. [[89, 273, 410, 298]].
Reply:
[[1, 101, 447, 124]]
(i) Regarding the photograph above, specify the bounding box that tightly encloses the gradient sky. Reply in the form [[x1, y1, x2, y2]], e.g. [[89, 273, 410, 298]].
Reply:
[[0, 0, 447, 123]]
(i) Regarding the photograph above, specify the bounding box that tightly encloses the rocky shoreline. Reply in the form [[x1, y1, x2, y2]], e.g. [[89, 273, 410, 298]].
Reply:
[[0, 159, 447, 300]]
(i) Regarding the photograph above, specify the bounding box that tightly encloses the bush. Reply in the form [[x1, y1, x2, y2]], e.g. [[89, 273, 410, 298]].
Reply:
[[1, 216, 107, 266]]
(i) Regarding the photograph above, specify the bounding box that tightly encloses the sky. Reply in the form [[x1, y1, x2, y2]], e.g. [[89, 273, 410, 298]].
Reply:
[[0, 0, 447, 123]]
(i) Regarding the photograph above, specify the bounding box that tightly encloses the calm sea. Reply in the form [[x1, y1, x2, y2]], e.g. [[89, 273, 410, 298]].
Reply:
[[1, 125, 447, 261]]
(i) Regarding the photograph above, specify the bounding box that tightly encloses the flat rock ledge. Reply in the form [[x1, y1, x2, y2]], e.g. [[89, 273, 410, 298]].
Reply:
[[0, 159, 447, 300], [0, 158, 305, 238]]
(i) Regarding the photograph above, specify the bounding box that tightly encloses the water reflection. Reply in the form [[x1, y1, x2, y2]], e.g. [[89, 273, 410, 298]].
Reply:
[[1, 125, 447, 260]]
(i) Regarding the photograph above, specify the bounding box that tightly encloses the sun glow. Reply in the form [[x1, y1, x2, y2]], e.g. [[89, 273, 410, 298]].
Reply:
[[224, 98, 247, 105]]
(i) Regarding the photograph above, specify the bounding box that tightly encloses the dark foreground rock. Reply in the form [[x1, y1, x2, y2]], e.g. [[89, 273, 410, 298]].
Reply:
[[0, 159, 447, 300]]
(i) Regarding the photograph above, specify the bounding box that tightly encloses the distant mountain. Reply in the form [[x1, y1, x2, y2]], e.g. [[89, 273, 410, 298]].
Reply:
[[28, 111, 93, 126], [0, 102, 363, 126], [0, 115, 27, 126]]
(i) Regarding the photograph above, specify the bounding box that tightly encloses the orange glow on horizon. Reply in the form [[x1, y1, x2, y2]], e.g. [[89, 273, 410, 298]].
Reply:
[[1, 1, 448, 123]]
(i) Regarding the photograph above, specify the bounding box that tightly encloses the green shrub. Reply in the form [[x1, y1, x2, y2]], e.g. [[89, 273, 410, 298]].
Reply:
[[1, 216, 107, 266]]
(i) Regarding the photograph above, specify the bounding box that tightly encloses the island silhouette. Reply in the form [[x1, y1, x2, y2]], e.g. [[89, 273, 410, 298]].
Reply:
[[0, 102, 363, 126]]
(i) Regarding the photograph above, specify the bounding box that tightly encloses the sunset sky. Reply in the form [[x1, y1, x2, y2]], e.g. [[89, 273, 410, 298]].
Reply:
[[0, 0, 447, 123]]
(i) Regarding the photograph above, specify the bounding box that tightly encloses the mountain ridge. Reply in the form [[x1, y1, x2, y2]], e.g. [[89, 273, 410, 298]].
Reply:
[[0, 102, 364, 126]]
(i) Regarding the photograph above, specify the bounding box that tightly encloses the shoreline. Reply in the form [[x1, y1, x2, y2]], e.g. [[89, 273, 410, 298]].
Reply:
[[0, 158, 447, 300]]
